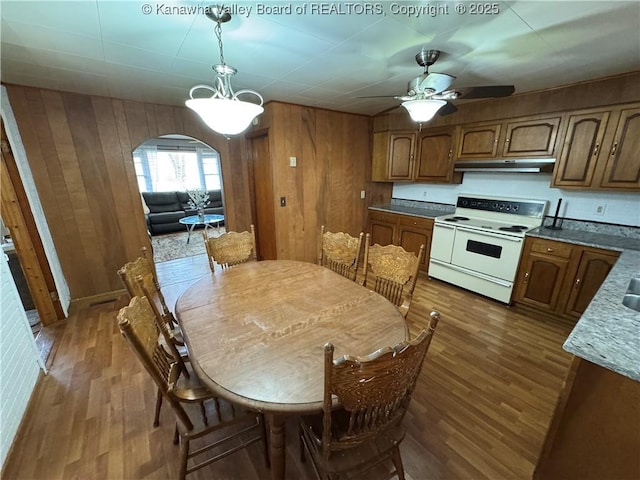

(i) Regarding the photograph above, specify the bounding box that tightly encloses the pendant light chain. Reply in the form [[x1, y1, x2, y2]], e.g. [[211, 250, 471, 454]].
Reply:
[[215, 21, 226, 66]]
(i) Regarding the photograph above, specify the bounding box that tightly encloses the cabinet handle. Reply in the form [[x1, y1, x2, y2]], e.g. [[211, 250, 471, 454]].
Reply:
[[524, 272, 530, 283], [546, 247, 554, 252], [575, 278, 582, 287], [505, 137, 510, 143], [610, 142, 618, 156], [592, 142, 600, 156]]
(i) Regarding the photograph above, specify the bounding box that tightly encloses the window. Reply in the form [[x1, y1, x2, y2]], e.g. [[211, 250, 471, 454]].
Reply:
[[133, 140, 221, 193]]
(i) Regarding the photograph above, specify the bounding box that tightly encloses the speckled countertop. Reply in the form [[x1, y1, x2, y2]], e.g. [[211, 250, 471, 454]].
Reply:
[[368, 203, 453, 219], [528, 227, 640, 382], [370, 203, 640, 382]]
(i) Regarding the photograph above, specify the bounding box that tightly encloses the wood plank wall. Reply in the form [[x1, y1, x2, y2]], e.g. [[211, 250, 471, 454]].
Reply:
[[4, 84, 252, 305], [374, 71, 640, 131], [249, 102, 391, 263]]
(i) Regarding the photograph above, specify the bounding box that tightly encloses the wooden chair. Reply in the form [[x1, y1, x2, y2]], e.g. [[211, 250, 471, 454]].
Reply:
[[118, 251, 188, 427], [318, 226, 364, 281], [117, 296, 269, 479], [203, 225, 257, 271], [361, 236, 425, 318], [117, 248, 183, 344], [299, 311, 440, 480]]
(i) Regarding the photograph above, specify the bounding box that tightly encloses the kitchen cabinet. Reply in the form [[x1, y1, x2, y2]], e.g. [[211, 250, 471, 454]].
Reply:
[[456, 114, 562, 160], [534, 357, 640, 480], [371, 128, 461, 183], [552, 103, 640, 191], [368, 210, 433, 271], [514, 237, 619, 319]]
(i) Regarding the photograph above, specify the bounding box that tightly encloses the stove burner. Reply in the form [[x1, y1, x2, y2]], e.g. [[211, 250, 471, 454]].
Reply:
[[499, 225, 529, 232], [444, 216, 470, 222]]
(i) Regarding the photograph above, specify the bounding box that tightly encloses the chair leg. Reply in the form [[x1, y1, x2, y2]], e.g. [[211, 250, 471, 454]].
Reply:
[[199, 401, 208, 426], [261, 415, 271, 468], [298, 423, 306, 463], [179, 436, 189, 480], [154, 388, 163, 427], [214, 397, 222, 422], [173, 424, 180, 445], [391, 446, 405, 480]]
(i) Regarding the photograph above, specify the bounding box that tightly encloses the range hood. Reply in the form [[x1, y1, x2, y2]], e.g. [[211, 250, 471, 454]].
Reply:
[[454, 158, 556, 173]]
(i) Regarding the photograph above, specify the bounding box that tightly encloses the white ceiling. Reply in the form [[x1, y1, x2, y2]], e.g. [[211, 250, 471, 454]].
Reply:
[[1, 1, 639, 116]]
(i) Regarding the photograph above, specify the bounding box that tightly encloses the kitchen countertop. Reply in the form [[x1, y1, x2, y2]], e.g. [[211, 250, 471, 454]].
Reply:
[[368, 204, 452, 219], [527, 227, 640, 382], [369, 204, 640, 382]]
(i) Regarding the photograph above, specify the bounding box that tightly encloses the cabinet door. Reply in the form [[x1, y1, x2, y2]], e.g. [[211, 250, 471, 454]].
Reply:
[[553, 110, 610, 187], [515, 239, 573, 312], [564, 249, 619, 317], [456, 123, 501, 160], [502, 116, 562, 157], [414, 128, 457, 182], [599, 106, 640, 190], [368, 212, 396, 246], [387, 132, 416, 180], [397, 215, 433, 271]]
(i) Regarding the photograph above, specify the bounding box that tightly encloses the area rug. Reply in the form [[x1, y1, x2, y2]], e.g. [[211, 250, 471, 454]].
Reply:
[[150, 229, 221, 263]]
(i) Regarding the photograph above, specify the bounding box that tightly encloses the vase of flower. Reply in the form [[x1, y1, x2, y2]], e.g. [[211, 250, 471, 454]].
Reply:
[[186, 188, 210, 222]]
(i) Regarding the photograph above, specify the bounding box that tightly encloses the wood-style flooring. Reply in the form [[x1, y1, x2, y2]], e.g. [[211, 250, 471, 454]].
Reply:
[[3, 254, 575, 480]]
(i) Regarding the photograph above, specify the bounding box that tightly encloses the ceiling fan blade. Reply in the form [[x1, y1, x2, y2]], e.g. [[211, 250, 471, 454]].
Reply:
[[453, 85, 515, 99], [438, 101, 458, 116], [355, 94, 405, 99]]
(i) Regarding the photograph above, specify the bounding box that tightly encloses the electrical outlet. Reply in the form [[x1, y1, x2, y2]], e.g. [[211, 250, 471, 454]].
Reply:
[[280, 196, 286, 207], [289, 156, 297, 167], [360, 190, 366, 199], [595, 204, 606, 215], [423, 191, 427, 198]]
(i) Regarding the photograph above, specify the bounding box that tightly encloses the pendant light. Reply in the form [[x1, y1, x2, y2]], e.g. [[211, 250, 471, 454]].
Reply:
[[186, 5, 263, 136]]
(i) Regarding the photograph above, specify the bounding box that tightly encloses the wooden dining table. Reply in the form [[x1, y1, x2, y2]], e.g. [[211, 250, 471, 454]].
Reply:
[[175, 260, 408, 480]]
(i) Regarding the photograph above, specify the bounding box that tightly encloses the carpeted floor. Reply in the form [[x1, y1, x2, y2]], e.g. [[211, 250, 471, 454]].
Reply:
[[150, 228, 221, 263]]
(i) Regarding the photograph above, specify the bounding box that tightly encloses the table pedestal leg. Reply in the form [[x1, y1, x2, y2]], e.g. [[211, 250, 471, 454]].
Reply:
[[267, 413, 286, 480]]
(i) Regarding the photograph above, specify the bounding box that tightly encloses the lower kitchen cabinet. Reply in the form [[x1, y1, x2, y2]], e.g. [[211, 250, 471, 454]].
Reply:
[[514, 237, 619, 319], [368, 210, 433, 271], [534, 357, 640, 480]]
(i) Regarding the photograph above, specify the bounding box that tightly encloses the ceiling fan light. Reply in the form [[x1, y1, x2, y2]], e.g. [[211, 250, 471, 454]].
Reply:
[[186, 97, 264, 136], [401, 99, 447, 123]]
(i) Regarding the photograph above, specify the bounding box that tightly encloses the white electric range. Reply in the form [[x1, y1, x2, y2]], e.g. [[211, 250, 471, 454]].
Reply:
[[429, 195, 548, 303]]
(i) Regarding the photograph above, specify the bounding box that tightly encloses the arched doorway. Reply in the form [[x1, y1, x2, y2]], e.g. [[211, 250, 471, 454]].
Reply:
[[133, 134, 224, 263]]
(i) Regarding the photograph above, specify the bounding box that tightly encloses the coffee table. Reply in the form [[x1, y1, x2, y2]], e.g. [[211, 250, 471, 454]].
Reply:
[[178, 214, 224, 243]]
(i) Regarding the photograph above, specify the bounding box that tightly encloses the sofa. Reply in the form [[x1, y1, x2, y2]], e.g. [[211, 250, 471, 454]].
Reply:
[[142, 190, 224, 235]]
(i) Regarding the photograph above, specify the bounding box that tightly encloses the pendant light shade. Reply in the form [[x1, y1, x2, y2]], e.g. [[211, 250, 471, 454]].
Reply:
[[401, 99, 447, 123], [186, 6, 263, 136]]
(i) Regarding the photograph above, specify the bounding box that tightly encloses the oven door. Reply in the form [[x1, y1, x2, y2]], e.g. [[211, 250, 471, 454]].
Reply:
[[451, 227, 523, 282], [430, 222, 456, 263]]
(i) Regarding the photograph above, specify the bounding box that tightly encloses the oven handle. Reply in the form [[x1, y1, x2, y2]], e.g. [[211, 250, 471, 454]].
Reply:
[[455, 227, 523, 242], [434, 223, 456, 230], [430, 259, 513, 288]]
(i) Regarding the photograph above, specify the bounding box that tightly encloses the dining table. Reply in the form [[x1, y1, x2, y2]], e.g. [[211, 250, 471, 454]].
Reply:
[[175, 259, 408, 480]]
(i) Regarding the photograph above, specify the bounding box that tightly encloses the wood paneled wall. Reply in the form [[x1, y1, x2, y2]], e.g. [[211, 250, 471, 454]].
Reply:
[[375, 71, 640, 131], [250, 102, 390, 263], [5, 84, 252, 305]]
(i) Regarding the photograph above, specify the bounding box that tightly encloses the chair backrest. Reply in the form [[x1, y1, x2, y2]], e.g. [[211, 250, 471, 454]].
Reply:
[[117, 296, 195, 430], [361, 236, 425, 317], [203, 225, 257, 271], [321, 310, 440, 456], [118, 253, 174, 327], [318, 226, 364, 281]]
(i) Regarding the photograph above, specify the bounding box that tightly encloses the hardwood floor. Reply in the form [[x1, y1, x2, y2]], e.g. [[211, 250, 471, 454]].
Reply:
[[3, 254, 575, 480]]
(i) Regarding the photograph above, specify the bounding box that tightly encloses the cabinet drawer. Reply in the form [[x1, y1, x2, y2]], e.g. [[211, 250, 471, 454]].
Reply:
[[369, 211, 398, 224], [530, 239, 573, 258], [397, 214, 434, 230]]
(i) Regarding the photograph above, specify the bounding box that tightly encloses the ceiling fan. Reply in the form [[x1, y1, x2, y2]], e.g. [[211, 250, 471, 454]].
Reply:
[[365, 49, 516, 121]]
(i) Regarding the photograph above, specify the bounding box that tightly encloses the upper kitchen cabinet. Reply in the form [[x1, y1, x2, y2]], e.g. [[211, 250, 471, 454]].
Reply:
[[553, 103, 640, 191], [372, 127, 462, 183], [456, 114, 562, 161]]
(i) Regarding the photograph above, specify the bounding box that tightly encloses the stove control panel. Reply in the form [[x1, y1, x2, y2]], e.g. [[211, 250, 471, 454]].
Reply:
[[457, 196, 546, 217]]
